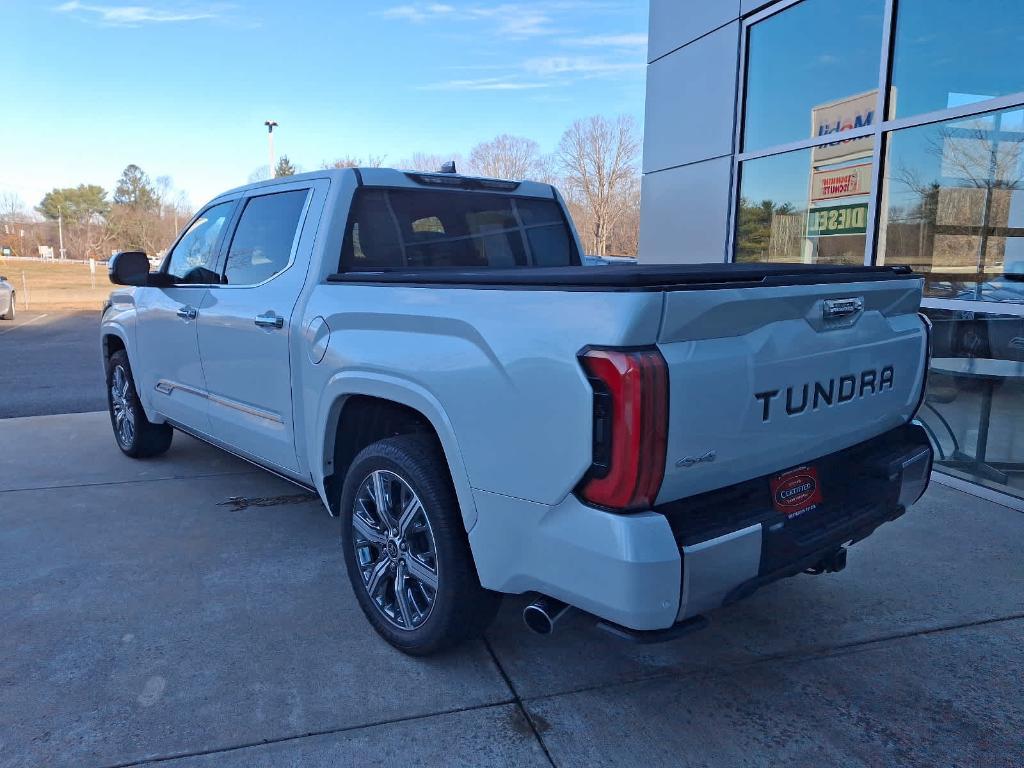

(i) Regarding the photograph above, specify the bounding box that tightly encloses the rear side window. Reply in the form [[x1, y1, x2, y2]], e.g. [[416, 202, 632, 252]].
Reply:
[[223, 190, 308, 285], [340, 188, 579, 271]]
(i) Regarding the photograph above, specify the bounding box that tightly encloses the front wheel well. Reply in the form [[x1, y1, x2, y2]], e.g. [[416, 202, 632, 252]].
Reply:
[[102, 333, 126, 362], [325, 396, 441, 515]]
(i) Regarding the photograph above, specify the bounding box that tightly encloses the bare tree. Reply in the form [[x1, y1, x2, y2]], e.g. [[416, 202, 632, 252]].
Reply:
[[0, 192, 32, 256], [890, 122, 1024, 290], [248, 166, 272, 183], [557, 115, 641, 257], [323, 155, 387, 169], [396, 152, 463, 173], [466, 134, 549, 180], [0, 192, 27, 225]]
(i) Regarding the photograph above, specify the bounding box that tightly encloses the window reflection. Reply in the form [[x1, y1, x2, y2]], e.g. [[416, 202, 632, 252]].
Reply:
[[880, 108, 1024, 301], [743, 0, 884, 151], [891, 0, 1024, 119], [736, 143, 873, 265], [921, 307, 1024, 495]]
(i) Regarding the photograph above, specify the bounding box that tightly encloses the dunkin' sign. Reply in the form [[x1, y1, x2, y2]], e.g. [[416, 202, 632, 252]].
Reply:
[[811, 163, 872, 202]]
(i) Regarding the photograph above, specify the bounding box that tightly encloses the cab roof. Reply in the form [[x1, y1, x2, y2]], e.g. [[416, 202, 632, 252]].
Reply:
[[214, 167, 557, 203]]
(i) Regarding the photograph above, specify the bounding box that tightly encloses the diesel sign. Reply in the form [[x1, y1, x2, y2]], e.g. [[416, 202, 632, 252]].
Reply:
[[755, 366, 895, 422]]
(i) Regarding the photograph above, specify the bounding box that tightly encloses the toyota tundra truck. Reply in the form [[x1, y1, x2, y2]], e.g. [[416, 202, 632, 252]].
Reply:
[[100, 167, 933, 655]]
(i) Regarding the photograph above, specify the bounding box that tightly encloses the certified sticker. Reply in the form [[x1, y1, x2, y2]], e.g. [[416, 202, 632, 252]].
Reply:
[[770, 466, 823, 518]]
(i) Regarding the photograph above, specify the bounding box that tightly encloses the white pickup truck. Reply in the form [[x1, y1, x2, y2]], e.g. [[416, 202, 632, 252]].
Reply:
[[101, 167, 933, 655]]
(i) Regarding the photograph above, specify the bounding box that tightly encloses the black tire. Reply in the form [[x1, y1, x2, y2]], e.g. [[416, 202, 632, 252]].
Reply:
[[106, 349, 173, 458], [340, 434, 500, 655], [1, 293, 13, 320]]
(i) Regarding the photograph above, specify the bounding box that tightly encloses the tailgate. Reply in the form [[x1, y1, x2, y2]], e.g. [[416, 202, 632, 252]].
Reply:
[[656, 278, 927, 505]]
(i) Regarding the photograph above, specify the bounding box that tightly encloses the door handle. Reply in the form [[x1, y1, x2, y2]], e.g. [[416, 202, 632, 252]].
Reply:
[[176, 305, 198, 320], [255, 312, 284, 329]]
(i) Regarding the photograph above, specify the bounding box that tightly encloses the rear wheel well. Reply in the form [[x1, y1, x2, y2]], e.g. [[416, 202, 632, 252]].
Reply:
[[326, 396, 440, 515]]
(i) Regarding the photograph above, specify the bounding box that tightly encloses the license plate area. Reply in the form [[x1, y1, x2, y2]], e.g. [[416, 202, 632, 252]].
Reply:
[[770, 466, 823, 518]]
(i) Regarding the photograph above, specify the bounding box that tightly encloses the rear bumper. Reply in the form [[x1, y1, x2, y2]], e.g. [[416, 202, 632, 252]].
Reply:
[[664, 423, 933, 621], [468, 423, 932, 631]]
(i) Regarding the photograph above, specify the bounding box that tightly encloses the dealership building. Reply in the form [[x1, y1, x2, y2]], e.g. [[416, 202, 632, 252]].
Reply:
[[640, 0, 1024, 507]]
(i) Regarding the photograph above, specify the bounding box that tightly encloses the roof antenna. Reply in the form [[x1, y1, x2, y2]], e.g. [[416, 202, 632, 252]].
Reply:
[[439, 160, 457, 174]]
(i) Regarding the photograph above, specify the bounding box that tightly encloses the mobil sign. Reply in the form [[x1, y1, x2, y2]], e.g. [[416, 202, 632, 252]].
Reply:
[[811, 90, 876, 163]]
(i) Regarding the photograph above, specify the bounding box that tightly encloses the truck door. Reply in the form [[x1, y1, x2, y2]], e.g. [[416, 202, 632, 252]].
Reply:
[[196, 182, 317, 474], [135, 199, 237, 434]]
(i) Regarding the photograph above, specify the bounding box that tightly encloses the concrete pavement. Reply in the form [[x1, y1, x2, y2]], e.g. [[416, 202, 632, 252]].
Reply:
[[1, 411, 1022, 767]]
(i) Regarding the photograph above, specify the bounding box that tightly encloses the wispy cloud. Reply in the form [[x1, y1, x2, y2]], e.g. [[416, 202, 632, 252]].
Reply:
[[565, 33, 647, 48], [55, 1, 227, 25], [419, 77, 552, 91], [380, 3, 457, 23], [523, 55, 642, 77], [379, 2, 561, 39], [390, 2, 644, 91], [419, 53, 641, 90]]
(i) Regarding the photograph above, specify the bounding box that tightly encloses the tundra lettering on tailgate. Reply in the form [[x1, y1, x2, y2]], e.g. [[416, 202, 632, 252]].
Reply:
[[754, 366, 895, 422]]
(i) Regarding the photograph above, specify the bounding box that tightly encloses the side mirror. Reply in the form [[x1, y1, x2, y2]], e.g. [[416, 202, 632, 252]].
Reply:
[[108, 251, 151, 286]]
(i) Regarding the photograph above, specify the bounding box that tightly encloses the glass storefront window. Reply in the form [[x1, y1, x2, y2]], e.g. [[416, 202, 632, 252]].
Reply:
[[743, 0, 884, 151], [921, 307, 1024, 496], [879, 107, 1024, 301], [736, 142, 874, 264], [890, 0, 1024, 119], [735, 0, 1024, 502]]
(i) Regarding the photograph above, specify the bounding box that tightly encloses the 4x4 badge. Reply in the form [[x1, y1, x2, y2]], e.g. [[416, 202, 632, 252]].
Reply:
[[676, 450, 717, 468]]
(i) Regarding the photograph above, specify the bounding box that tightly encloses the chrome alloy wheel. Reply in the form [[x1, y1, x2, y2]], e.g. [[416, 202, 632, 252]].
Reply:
[[110, 365, 135, 447], [351, 470, 439, 630]]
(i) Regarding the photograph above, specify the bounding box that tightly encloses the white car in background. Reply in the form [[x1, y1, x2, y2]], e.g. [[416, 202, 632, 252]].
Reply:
[[0, 275, 15, 320]]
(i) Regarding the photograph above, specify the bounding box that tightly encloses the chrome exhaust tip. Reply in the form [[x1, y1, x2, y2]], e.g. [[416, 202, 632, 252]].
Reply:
[[523, 595, 571, 635]]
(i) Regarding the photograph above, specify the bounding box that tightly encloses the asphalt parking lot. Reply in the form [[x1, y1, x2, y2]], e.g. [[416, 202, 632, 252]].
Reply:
[[0, 412, 1021, 767], [0, 311, 105, 417]]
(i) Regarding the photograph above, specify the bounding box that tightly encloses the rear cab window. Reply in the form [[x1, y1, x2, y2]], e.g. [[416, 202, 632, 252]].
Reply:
[[340, 188, 580, 271]]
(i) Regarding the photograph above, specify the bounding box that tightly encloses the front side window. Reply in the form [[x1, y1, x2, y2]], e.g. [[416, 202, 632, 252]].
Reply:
[[223, 190, 308, 285], [164, 201, 234, 284], [340, 188, 578, 270], [743, 0, 885, 152]]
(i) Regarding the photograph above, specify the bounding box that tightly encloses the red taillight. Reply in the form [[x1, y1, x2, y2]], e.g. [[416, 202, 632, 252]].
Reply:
[[578, 347, 668, 511]]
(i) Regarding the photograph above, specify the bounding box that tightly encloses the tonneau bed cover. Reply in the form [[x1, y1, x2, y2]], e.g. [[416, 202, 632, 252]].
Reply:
[[327, 263, 915, 291]]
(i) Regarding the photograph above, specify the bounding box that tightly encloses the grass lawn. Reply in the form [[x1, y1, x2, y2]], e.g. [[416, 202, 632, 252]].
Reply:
[[0, 258, 114, 311]]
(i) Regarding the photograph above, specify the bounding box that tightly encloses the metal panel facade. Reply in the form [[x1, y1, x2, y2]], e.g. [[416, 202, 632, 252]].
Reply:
[[638, 156, 732, 264], [643, 22, 740, 175], [640, 1, 742, 264], [647, 0, 741, 62]]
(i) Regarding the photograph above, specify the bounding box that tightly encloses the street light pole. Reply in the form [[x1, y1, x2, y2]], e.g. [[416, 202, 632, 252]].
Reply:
[[264, 120, 279, 176], [58, 204, 66, 260]]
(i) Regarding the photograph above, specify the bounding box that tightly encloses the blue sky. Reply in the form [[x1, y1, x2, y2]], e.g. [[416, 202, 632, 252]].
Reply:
[[2, 1, 648, 210]]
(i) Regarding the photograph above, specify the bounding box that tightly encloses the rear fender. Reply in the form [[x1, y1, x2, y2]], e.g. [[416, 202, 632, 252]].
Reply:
[[312, 371, 478, 530]]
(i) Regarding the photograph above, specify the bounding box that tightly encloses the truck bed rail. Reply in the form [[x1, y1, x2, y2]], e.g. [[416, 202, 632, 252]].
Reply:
[[326, 263, 916, 292]]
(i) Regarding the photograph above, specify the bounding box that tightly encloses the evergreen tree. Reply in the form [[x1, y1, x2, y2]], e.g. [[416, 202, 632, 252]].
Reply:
[[274, 155, 297, 177], [113, 164, 159, 211], [37, 185, 111, 223]]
